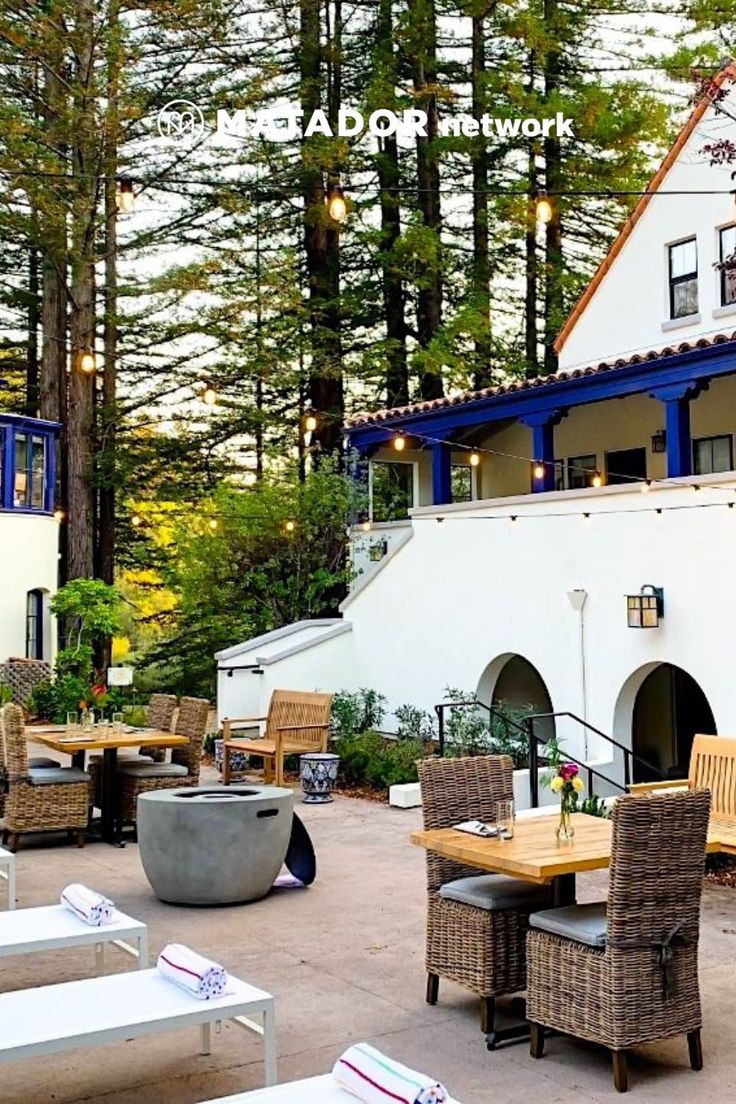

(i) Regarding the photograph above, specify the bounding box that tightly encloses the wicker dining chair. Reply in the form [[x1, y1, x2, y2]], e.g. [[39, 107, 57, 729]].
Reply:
[[0, 703, 91, 852], [527, 789, 711, 1092], [418, 754, 552, 1041], [116, 696, 209, 827], [138, 693, 178, 762]]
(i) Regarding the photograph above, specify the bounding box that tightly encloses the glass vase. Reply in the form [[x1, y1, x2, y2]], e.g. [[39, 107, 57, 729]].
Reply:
[[556, 801, 575, 842]]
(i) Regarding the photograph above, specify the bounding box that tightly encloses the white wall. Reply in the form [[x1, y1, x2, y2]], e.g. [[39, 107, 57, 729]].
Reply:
[[0, 513, 59, 662], [559, 84, 736, 369]]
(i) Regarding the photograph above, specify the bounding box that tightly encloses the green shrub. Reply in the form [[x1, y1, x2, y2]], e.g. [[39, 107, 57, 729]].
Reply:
[[30, 675, 89, 723], [331, 689, 387, 739], [395, 702, 435, 742], [336, 730, 425, 790], [442, 687, 530, 767], [0, 683, 13, 707]]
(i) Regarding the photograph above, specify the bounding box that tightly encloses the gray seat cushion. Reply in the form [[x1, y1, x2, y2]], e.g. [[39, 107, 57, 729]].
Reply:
[[529, 902, 608, 947], [28, 767, 91, 786], [439, 873, 553, 911], [118, 763, 188, 779], [28, 757, 61, 769], [89, 752, 154, 763]]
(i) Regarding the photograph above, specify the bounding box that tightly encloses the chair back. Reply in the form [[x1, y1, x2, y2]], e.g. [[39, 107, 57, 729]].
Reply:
[[264, 689, 333, 751], [2, 704, 28, 777], [172, 696, 209, 777], [607, 790, 710, 975], [689, 734, 736, 820], [145, 693, 177, 733], [418, 754, 515, 891]]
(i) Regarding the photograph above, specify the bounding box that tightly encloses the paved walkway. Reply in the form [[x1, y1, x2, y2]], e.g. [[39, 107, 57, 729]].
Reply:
[[2, 769, 736, 1103]]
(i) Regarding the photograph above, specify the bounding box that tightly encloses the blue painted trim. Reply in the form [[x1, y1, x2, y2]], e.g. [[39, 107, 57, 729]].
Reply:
[[346, 341, 736, 451], [0, 413, 61, 434], [431, 442, 452, 504], [662, 396, 692, 477], [528, 421, 556, 493], [0, 419, 58, 515]]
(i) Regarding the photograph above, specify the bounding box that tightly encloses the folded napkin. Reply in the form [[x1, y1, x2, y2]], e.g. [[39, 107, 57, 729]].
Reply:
[[333, 1043, 448, 1104], [61, 884, 114, 927], [157, 943, 228, 1000], [453, 819, 498, 838]]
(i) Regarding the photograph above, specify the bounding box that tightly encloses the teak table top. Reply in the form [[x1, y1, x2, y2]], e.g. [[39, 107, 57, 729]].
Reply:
[[26, 727, 189, 754], [412, 812, 725, 884]]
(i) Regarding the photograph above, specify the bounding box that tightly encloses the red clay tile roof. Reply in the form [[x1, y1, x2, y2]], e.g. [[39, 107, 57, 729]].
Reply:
[[346, 331, 736, 427]]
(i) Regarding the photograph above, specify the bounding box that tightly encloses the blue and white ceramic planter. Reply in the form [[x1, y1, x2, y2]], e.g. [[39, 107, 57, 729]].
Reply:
[[300, 752, 340, 804], [215, 738, 250, 777]]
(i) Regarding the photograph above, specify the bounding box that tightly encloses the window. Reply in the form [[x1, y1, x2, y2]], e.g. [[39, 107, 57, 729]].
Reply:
[[451, 464, 473, 503], [566, 454, 598, 490], [694, 434, 733, 475], [719, 226, 736, 306], [668, 238, 698, 319], [13, 433, 46, 509], [26, 589, 44, 660], [369, 461, 414, 522]]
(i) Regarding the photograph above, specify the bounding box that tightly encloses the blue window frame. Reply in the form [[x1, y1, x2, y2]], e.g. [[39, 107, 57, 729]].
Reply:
[[0, 416, 58, 514]]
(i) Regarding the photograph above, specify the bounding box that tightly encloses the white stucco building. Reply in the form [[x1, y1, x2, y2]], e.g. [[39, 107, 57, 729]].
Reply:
[[0, 413, 60, 686], [218, 65, 736, 793]]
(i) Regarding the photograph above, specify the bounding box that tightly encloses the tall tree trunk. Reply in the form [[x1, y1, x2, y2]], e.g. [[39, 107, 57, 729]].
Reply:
[[408, 0, 443, 399], [471, 9, 491, 387], [98, 0, 120, 604], [543, 0, 562, 375], [525, 144, 539, 376], [67, 0, 97, 579], [299, 0, 343, 458], [26, 239, 40, 416], [375, 0, 408, 407]]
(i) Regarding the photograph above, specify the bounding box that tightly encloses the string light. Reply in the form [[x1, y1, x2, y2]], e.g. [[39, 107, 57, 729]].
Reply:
[[77, 349, 96, 374], [536, 192, 553, 224], [131, 514, 143, 528], [533, 462, 545, 480], [591, 471, 603, 488], [116, 177, 135, 213], [469, 451, 480, 468], [201, 380, 217, 406], [284, 519, 296, 534], [583, 512, 591, 524], [53, 508, 65, 523], [393, 434, 406, 452], [305, 412, 318, 433], [641, 480, 652, 494], [207, 518, 219, 532], [326, 184, 347, 224], [360, 519, 372, 532]]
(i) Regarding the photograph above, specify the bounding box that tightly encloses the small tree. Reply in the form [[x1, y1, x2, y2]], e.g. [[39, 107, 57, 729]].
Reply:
[[51, 579, 122, 678]]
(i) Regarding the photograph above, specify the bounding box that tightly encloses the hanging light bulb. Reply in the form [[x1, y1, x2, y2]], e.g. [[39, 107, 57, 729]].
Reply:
[[305, 412, 318, 433], [131, 514, 143, 528], [533, 462, 545, 480], [393, 434, 406, 452], [591, 470, 603, 488], [284, 519, 296, 535], [360, 519, 372, 532], [53, 507, 65, 523], [536, 192, 554, 224], [116, 177, 135, 213], [469, 451, 480, 468], [202, 381, 217, 406], [641, 479, 652, 494], [78, 348, 97, 374], [326, 184, 347, 224]]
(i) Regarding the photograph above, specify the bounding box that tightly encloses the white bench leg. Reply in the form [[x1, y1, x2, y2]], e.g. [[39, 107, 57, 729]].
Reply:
[[138, 931, 149, 969], [262, 1004, 277, 1087], [200, 1021, 211, 1055], [7, 859, 15, 910]]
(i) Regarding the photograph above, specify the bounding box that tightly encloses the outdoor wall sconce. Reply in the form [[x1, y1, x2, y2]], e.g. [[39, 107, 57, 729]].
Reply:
[[626, 584, 664, 628], [651, 430, 667, 453], [368, 539, 388, 562]]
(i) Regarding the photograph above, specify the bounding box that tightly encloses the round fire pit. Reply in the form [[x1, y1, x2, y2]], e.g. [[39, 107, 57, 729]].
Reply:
[[137, 785, 294, 905]]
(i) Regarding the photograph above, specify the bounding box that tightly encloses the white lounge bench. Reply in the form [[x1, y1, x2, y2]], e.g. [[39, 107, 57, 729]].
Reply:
[[0, 847, 14, 909], [0, 904, 148, 971], [208, 1074, 461, 1102], [0, 968, 276, 1086]]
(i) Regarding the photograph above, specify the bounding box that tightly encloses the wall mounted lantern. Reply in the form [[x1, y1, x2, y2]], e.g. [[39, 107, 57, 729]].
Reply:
[[651, 430, 667, 453], [626, 585, 664, 628]]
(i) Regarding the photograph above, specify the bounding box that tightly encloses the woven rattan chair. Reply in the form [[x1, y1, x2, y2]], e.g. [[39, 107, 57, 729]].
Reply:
[[0, 703, 90, 853], [418, 754, 552, 1043], [527, 789, 711, 1092], [116, 696, 209, 827], [138, 693, 178, 762]]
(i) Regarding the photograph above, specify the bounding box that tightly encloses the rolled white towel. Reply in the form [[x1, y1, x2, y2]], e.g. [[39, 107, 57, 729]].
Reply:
[[333, 1043, 448, 1104], [60, 884, 114, 927], [157, 943, 228, 1000]]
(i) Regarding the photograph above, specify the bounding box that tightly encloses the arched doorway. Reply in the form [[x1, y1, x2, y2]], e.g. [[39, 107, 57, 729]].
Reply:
[[628, 664, 716, 781], [477, 653, 555, 744]]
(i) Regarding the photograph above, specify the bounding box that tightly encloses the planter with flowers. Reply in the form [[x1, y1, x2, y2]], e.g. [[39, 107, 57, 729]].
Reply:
[[543, 738, 585, 841]]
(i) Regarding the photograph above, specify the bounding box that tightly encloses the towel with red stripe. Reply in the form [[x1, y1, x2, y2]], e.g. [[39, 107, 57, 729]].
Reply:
[[60, 884, 114, 927], [333, 1043, 448, 1103], [157, 943, 228, 999]]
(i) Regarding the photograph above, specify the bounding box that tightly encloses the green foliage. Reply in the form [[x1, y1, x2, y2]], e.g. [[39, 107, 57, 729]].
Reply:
[[395, 703, 435, 742], [30, 675, 89, 724], [331, 688, 387, 739], [54, 645, 94, 681], [51, 579, 122, 646], [336, 731, 425, 790], [442, 688, 530, 767], [573, 792, 611, 819], [0, 684, 13, 707]]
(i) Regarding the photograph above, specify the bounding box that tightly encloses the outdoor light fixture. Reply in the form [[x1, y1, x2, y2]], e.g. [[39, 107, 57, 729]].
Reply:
[[201, 380, 217, 405], [116, 177, 135, 213], [626, 584, 664, 629], [53, 508, 65, 523], [208, 518, 219, 532], [77, 349, 97, 374], [131, 514, 143, 528], [360, 518, 372, 532], [591, 470, 603, 488], [284, 519, 296, 534], [393, 434, 406, 452], [326, 184, 347, 224], [469, 451, 480, 467], [641, 479, 652, 494], [536, 192, 553, 224], [533, 461, 545, 480], [304, 411, 318, 433], [651, 429, 666, 453]]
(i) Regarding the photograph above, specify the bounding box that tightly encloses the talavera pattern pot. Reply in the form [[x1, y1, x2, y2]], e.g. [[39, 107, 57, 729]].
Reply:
[[300, 752, 340, 804]]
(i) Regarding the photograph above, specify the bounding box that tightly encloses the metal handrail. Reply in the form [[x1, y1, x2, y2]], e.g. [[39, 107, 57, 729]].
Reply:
[[527, 710, 666, 789], [434, 697, 529, 757]]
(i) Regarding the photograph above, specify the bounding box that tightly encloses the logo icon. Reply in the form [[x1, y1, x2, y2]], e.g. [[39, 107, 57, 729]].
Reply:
[[157, 99, 206, 141]]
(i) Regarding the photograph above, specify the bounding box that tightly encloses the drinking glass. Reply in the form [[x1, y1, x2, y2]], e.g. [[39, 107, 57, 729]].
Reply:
[[81, 709, 95, 733], [496, 799, 515, 840], [66, 711, 78, 733], [112, 712, 124, 735]]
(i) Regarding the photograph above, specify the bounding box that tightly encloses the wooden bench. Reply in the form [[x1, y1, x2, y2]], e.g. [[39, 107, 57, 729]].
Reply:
[[208, 1075, 461, 1103], [0, 903, 148, 971], [0, 968, 276, 1085], [0, 847, 14, 909], [628, 733, 736, 853], [223, 690, 333, 787]]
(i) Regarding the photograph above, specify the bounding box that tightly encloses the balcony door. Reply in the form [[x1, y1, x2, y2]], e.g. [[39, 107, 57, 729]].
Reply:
[[605, 447, 647, 486]]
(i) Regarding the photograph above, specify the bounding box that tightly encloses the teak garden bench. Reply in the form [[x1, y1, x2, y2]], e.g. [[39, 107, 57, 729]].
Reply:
[[628, 733, 736, 853], [222, 689, 333, 787]]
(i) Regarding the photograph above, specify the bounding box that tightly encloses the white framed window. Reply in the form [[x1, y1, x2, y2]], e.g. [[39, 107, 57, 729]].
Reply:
[[719, 226, 736, 306], [668, 237, 698, 319], [451, 464, 474, 503], [693, 434, 733, 475]]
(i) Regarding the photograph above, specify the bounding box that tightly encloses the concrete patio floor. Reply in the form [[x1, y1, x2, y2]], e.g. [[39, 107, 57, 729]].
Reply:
[[3, 764, 736, 1104]]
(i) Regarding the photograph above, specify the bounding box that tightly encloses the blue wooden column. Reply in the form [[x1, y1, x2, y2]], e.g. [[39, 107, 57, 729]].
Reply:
[[521, 412, 560, 492], [650, 382, 705, 478], [431, 442, 452, 504]]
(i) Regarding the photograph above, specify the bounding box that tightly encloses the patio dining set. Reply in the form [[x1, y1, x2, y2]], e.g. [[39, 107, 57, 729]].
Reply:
[[412, 739, 736, 1093]]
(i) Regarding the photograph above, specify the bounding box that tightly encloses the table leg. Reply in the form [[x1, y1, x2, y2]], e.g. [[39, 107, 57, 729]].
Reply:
[[71, 750, 86, 771], [101, 747, 121, 845], [262, 1003, 277, 1086], [553, 873, 576, 907]]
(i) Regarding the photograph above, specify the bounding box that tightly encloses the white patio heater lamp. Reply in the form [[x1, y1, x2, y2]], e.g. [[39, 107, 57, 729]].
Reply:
[[107, 666, 134, 687], [626, 585, 664, 629]]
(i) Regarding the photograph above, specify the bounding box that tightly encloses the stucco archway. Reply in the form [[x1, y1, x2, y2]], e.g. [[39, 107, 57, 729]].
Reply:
[[477, 653, 555, 743], [613, 662, 716, 782]]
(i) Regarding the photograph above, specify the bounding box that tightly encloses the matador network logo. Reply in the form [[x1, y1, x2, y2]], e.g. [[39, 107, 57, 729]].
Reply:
[[157, 99, 206, 142]]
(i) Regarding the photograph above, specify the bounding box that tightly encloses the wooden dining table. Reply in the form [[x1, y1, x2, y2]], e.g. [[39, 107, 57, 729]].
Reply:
[[27, 726, 190, 845]]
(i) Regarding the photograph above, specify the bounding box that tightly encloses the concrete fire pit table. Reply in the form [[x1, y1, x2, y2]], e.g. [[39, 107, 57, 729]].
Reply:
[[137, 785, 294, 905]]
